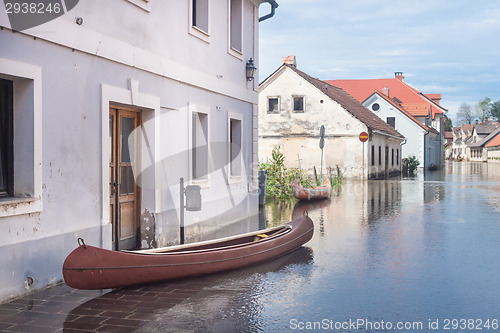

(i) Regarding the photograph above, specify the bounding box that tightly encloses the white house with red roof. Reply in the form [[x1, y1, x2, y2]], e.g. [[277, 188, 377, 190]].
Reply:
[[469, 125, 500, 162], [259, 59, 404, 180], [486, 130, 500, 163], [362, 91, 441, 169], [452, 124, 474, 160], [326, 72, 447, 168]]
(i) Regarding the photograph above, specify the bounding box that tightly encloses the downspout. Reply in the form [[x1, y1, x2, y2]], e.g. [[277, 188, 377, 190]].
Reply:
[[259, 0, 279, 22], [424, 130, 429, 169], [400, 138, 407, 173]]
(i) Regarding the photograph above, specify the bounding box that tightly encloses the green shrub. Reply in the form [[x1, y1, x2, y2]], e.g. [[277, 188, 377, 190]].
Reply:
[[259, 145, 343, 200]]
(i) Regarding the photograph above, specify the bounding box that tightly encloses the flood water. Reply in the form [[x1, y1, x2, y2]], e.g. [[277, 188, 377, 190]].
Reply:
[[219, 161, 500, 332]]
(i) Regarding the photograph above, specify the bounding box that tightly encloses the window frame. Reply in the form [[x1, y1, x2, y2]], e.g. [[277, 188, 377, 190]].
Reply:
[[0, 58, 43, 217], [125, 0, 151, 12], [292, 96, 305, 113], [228, 0, 243, 58], [0, 79, 13, 198], [189, 0, 210, 43], [227, 112, 243, 181], [267, 96, 280, 113], [371, 145, 375, 166], [189, 104, 210, 187], [386, 116, 396, 128]]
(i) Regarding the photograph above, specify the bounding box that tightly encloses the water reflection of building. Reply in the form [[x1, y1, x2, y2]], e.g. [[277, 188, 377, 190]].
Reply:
[[366, 181, 402, 223]]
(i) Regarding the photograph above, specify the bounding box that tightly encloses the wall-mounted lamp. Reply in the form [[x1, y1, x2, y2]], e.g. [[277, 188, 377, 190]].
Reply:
[[246, 58, 257, 81]]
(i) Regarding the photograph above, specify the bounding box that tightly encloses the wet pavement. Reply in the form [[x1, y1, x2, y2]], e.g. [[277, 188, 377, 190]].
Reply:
[[1, 161, 500, 332]]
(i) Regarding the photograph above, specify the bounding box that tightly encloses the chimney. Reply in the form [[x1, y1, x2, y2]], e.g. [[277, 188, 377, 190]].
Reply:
[[282, 55, 297, 68], [395, 72, 404, 81], [382, 86, 389, 97]]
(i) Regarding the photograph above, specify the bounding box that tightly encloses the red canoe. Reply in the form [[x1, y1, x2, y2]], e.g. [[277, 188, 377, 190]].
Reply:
[[292, 177, 332, 200], [63, 215, 314, 290]]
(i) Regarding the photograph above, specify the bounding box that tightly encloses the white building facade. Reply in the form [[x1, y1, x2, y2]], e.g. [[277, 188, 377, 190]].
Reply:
[[0, 0, 276, 301], [363, 92, 441, 169]]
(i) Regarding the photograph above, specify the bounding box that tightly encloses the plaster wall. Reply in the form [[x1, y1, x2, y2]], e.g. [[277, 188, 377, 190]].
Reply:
[[363, 95, 425, 164], [0, 0, 261, 301], [259, 68, 402, 179]]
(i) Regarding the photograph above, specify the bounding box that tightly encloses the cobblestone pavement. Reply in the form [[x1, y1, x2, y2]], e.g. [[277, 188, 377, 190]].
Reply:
[[0, 248, 309, 333], [0, 274, 249, 333]]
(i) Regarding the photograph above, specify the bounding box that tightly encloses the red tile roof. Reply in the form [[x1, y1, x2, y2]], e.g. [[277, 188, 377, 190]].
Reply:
[[367, 91, 429, 131], [486, 133, 500, 147], [283, 65, 404, 139], [325, 77, 447, 119], [462, 124, 474, 132]]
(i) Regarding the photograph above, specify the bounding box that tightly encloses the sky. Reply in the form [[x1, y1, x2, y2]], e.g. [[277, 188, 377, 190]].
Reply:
[[258, 0, 500, 125]]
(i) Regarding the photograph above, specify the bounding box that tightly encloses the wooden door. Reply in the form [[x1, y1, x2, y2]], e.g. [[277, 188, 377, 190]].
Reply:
[[110, 107, 140, 250]]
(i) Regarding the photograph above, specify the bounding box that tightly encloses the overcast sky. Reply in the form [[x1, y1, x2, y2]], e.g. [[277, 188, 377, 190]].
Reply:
[[258, 0, 500, 124]]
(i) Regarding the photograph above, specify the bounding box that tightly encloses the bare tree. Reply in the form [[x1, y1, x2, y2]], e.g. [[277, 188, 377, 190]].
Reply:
[[457, 102, 474, 124]]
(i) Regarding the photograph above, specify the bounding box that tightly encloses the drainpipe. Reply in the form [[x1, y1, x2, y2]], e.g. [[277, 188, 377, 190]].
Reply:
[[400, 138, 407, 172], [423, 130, 429, 169], [259, 0, 279, 22]]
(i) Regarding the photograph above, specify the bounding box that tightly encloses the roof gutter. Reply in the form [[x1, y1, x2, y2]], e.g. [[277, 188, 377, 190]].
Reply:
[[259, 0, 279, 22], [371, 129, 404, 142]]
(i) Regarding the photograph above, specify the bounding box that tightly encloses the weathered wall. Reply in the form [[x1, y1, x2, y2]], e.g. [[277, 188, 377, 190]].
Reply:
[[259, 68, 402, 179]]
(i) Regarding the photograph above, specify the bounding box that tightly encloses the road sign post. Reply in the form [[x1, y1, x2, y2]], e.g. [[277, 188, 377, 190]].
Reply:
[[319, 125, 325, 183], [359, 132, 369, 181]]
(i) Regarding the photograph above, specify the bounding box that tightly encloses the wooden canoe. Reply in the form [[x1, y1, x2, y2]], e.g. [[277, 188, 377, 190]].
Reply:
[[292, 177, 331, 200], [62, 215, 314, 290]]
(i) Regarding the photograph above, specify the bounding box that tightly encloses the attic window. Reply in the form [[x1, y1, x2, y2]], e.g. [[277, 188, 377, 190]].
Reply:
[[387, 117, 396, 128], [268, 97, 280, 113], [293, 96, 304, 112], [372, 103, 380, 111]]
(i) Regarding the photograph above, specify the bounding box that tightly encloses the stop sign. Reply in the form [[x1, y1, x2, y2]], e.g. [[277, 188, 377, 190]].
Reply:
[[359, 131, 369, 142]]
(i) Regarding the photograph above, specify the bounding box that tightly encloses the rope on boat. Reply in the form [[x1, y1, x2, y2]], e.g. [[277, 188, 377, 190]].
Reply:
[[77, 238, 87, 249]]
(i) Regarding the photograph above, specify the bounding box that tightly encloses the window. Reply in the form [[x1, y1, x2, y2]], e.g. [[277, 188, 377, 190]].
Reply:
[[268, 97, 279, 113], [0, 58, 43, 217], [396, 149, 399, 165], [387, 117, 396, 128], [371, 145, 375, 166], [229, 118, 241, 177], [372, 103, 380, 111], [192, 0, 209, 33], [391, 148, 394, 166], [229, 0, 242, 53], [293, 96, 304, 112], [0, 79, 13, 197], [378, 146, 382, 165], [192, 112, 208, 180]]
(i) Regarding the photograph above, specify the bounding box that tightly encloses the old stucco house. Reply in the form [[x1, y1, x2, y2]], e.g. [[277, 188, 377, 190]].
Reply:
[[485, 130, 500, 163], [259, 59, 404, 180], [327, 73, 447, 169], [469, 126, 500, 162], [362, 91, 441, 168], [452, 124, 474, 160], [0, 0, 278, 301]]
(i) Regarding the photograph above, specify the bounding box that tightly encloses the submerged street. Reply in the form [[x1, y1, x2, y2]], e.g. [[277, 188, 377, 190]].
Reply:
[[1, 161, 500, 332]]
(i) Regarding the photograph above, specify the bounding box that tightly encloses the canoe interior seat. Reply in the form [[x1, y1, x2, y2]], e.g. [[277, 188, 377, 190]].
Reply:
[[253, 234, 269, 242]]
